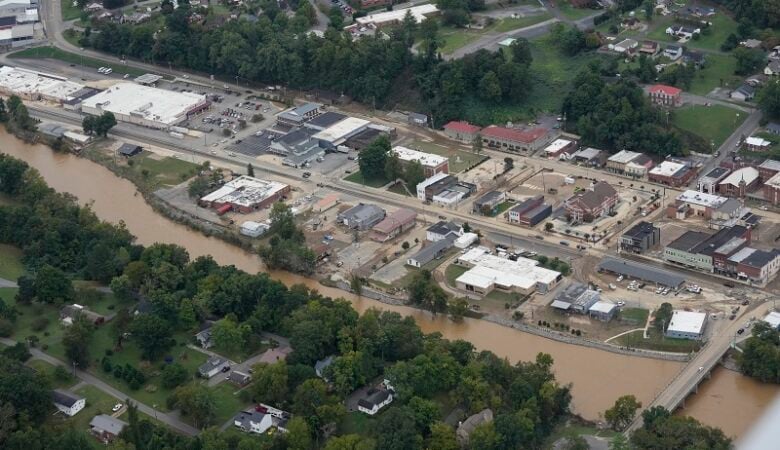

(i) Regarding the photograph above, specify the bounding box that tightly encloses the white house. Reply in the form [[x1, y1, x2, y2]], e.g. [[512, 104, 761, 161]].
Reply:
[[357, 387, 393, 415], [665, 310, 708, 340], [233, 410, 273, 434], [198, 356, 230, 379], [663, 44, 683, 61], [53, 389, 86, 417], [666, 25, 700, 39]]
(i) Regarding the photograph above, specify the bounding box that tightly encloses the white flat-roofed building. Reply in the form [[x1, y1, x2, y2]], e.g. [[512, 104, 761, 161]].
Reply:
[[543, 138, 575, 159], [0, 66, 84, 102], [391, 146, 449, 177], [433, 189, 465, 206], [240, 221, 269, 238], [416, 172, 449, 201], [763, 311, 780, 330], [200, 176, 290, 213], [665, 310, 707, 340], [676, 190, 728, 209], [81, 82, 209, 129], [353, 4, 438, 28], [649, 160, 696, 187], [455, 247, 561, 296], [313, 117, 370, 149], [589, 300, 617, 321], [745, 136, 772, 152]]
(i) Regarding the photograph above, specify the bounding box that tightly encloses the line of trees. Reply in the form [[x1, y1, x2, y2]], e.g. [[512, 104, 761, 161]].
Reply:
[[82, 111, 117, 137], [739, 320, 780, 383]]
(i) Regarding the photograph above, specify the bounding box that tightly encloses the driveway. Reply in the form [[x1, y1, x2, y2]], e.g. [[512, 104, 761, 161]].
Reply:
[[0, 277, 18, 288], [205, 331, 292, 387]]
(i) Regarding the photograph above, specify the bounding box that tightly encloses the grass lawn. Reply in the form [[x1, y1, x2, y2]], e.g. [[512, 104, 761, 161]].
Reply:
[[444, 264, 468, 287], [211, 342, 268, 364], [490, 201, 514, 217], [61, 0, 83, 21], [338, 411, 377, 435], [8, 46, 151, 78], [437, 13, 552, 55], [673, 104, 746, 148], [387, 181, 413, 197], [62, 385, 126, 431], [4, 288, 70, 360], [619, 307, 649, 325], [556, 2, 598, 21], [688, 54, 741, 95], [130, 151, 200, 187], [27, 359, 77, 389], [485, 289, 522, 303], [343, 171, 389, 188], [647, 13, 738, 52], [543, 422, 619, 448], [0, 244, 25, 281], [615, 328, 702, 353], [406, 140, 488, 173], [210, 382, 246, 426]]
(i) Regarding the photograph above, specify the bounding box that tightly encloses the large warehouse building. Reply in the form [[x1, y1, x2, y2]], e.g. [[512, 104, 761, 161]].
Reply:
[[455, 247, 562, 296], [0, 66, 85, 102], [81, 83, 210, 129], [199, 176, 290, 213]]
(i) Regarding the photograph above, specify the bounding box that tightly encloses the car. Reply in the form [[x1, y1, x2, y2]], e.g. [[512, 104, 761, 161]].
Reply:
[[730, 314, 736, 320], [535, 235, 544, 240], [609, 283, 617, 290], [112, 403, 123, 412], [723, 281, 735, 288], [742, 300, 749, 306], [616, 275, 624, 282], [760, 205, 769, 211], [302, 172, 311, 178], [698, 366, 704, 372], [221, 365, 230, 373], [336, 261, 343, 267], [210, 150, 217, 155], [559, 241, 569, 246], [737, 328, 745, 335], [123, 73, 130, 79], [617, 301, 626, 307]]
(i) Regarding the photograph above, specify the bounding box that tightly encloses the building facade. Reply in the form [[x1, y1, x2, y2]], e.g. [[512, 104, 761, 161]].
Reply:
[[620, 221, 660, 253]]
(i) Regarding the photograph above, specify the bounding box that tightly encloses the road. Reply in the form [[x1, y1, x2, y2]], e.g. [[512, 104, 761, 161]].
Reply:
[[0, 277, 18, 288], [0, 337, 199, 436], [625, 301, 773, 434]]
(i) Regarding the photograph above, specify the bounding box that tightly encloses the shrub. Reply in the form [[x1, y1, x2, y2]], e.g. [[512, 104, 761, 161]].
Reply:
[[31, 316, 50, 332], [0, 319, 13, 337]]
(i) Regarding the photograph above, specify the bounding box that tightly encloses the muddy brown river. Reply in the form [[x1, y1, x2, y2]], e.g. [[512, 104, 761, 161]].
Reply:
[[2, 128, 776, 435]]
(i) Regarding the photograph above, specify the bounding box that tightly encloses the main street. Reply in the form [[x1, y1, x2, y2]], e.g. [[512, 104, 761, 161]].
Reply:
[[0, 337, 199, 436]]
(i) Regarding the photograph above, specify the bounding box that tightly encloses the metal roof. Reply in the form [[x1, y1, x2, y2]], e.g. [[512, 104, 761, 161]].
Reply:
[[599, 257, 685, 287]]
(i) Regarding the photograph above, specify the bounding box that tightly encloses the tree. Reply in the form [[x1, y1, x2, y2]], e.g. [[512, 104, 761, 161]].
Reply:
[[160, 363, 189, 388], [250, 361, 289, 405], [375, 407, 422, 450], [404, 160, 426, 191], [285, 416, 312, 450], [545, 222, 554, 232], [472, 134, 482, 154], [0, 355, 53, 419], [130, 314, 174, 360], [326, 351, 367, 396], [6, 95, 35, 131], [384, 153, 403, 181], [83, 112, 117, 137], [653, 303, 673, 333], [359, 135, 391, 180], [169, 383, 216, 429], [563, 435, 589, 450], [408, 397, 439, 434], [34, 265, 74, 304], [738, 321, 780, 382], [14, 276, 35, 305], [407, 270, 448, 314], [2, 342, 30, 362], [604, 395, 642, 431], [211, 315, 249, 355], [448, 297, 469, 322], [468, 422, 498, 450], [0, 155, 28, 195], [509, 38, 532, 66], [63, 314, 95, 368], [609, 434, 630, 450], [426, 422, 458, 450], [643, 0, 654, 20], [758, 80, 780, 120], [324, 434, 376, 450], [733, 47, 767, 75], [503, 157, 514, 173], [478, 71, 501, 103], [247, 163, 255, 177], [631, 407, 730, 449]]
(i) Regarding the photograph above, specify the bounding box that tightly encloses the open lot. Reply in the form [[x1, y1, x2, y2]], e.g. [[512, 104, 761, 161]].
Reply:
[[555, 1, 598, 21], [688, 54, 741, 96], [0, 244, 25, 281], [646, 12, 739, 52], [403, 139, 489, 173], [61, 0, 83, 21], [438, 13, 553, 54], [673, 104, 747, 148], [127, 151, 200, 187], [27, 359, 77, 389]]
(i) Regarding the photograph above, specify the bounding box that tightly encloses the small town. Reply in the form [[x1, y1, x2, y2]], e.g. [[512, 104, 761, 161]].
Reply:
[[0, 0, 779, 448]]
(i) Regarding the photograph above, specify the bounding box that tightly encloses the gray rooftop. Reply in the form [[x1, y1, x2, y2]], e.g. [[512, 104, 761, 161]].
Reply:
[[702, 167, 729, 179], [410, 237, 454, 265], [305, 111, 347, 129], [667, 231, 711, 251], [554, 282, 600, 308], [53, 389, 83, 407], [90, 414, 127, 435], [357, 388, 392, 410], [427, 220, 460, 236], [599, 257, 685, 288], [339, 203, 385, 222], [741, 249, 780, 268], [199, 356, 228, 374], [474, 191, 504, 206], [622, 221, 657, 240], [759, 159, 780, 172]]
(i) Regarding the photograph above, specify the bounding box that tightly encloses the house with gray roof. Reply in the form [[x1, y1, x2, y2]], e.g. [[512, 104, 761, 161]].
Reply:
[[407, 237, 454, 268], [53, 389, 86, 417], [90, 414, 127, 443], [550, 282, 600, 314], [337, 203, 386, 230], [199, 356, 230, 379], [276, 102, 322, 127], [457, 409, 493, 445], [426, 220, 461, 242], [730, 84, 756, 101], [357, 387, 393, 415]]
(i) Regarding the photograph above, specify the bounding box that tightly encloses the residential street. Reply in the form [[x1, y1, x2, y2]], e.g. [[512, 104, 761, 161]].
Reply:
[[0, 337, 199, 436], [0, 277, 18, 288]]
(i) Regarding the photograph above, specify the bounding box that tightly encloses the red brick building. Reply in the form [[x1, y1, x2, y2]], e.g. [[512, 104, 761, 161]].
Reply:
[[648, 160, 697, 187], [564, 181, 619, 222], [764, 172, 780, 205], [648, 84, 682, 107], [480, 126, 550, 154], [443, 121, 481, 143]]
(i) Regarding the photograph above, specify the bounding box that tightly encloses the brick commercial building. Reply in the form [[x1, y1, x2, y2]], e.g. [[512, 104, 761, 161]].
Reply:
[[505, 195, 551, 227], [443, 121, 481, 143], [480, 126, 550, 154], [648, 84, 682, 107], [564, 181, 619, 222], [663, 225, 750, 273], [619, 221, 660, 254], [670, 190, 746, 220], [199, 176, 290, 213], [648, 160, 697, 187], [696, 167, 730, 194], [718, 167, 760, 197], [727, 248, 780, 286], [337, 203, 386, 230], [764, 172, 780, 205], [391, 146, 449, 178], [758, 159, 780, 182], [542, 138, 577, 159]]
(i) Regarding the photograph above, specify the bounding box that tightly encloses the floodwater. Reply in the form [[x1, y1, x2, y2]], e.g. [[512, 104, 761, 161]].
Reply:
[[1, 128, 775, 432]]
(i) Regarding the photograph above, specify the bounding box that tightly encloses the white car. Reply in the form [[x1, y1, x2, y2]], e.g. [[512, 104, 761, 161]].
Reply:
[[616, 275, 624, 282], [112, 403, 123, 412], [617, 301, 626, 307]]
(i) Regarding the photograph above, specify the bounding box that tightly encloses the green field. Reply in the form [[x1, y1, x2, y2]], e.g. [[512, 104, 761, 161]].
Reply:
[[343, 171, 390, 188], [646, 12, 738, 52], [688, 54, 741, 95], [406, 140, 488, 173], [0, 244, 25, 281], [387, 182, 413, 197], [338, 411, 378, 435], [9, 46, 151, 78], [672, 104, 747, 148], [210, 382, 246, 426], [27, 358, 77, 389], [619, 307, 649, 325], [438, 13, 553, 55], [130, 152, 200, 187], [543, 422, 619, 448], [615, 328, 702, 353], [61, 0, 83, 21], [555, 1, 598, 21], [444, 263, 468, 287]]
